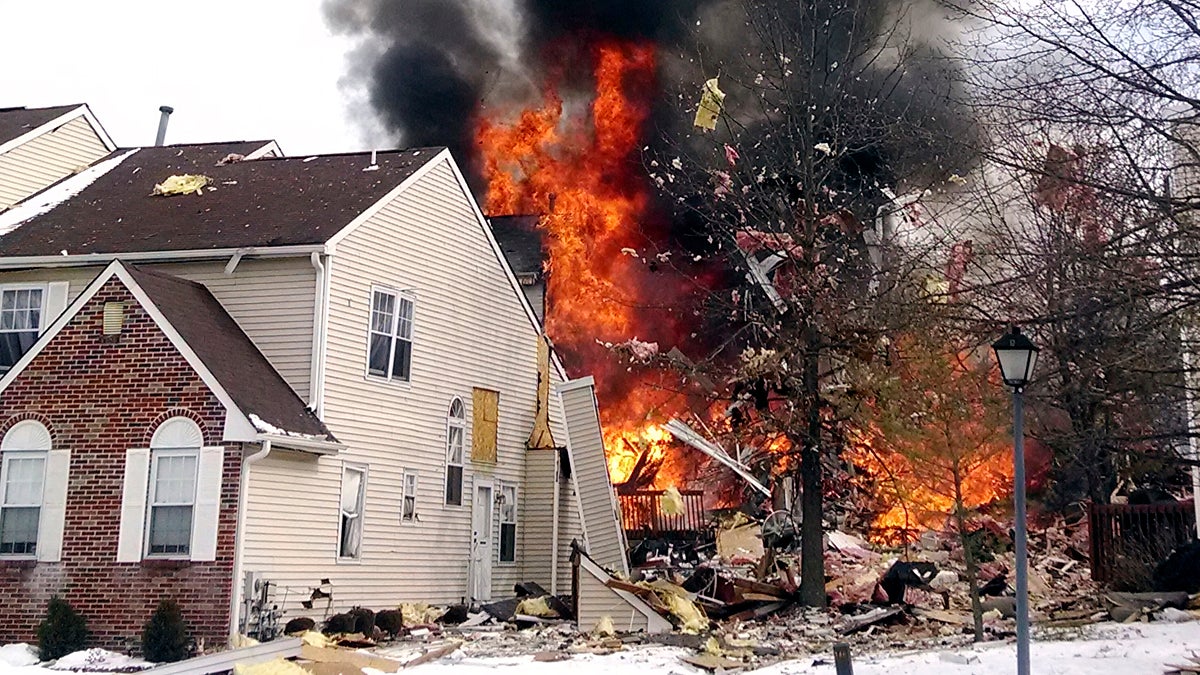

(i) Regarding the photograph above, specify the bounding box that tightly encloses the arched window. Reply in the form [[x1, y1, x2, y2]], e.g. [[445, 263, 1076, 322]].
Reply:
[[1, 421, 50, 556], [445, 398, 465, 506], [146, 417, 201, 557]]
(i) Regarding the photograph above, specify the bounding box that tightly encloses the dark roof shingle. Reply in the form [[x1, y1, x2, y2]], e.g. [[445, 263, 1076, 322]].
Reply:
[[0, 144, 442, 256], [125, 264, 334, 440], [0, 104, 81, 146], [489, 215, 545, 277]]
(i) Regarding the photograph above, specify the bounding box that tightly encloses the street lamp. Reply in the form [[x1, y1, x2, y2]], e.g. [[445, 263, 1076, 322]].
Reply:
[[992, 326, 1039, 675]]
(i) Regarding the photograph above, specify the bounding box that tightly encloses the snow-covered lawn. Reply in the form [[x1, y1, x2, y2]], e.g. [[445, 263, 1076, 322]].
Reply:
[[1, 621, 1195, 674]]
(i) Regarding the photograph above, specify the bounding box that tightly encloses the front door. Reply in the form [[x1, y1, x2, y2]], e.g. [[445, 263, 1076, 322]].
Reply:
[[470, 483, 494, 601]]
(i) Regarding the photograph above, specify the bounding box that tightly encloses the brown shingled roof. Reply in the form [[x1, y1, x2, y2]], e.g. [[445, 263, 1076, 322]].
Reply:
[[0, 104, 82, 146], [0, 144, 442, 256], [125, 264, 334, 440]]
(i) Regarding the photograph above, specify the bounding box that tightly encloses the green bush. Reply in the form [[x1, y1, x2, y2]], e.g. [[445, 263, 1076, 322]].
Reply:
[[37, 595, 90, 661], [141, 599, 192, 663]]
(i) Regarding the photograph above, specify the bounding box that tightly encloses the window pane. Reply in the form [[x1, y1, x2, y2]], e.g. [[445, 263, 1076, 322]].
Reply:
[[341, 469, 364, 514], [1, 292, 13, 311], [0, 506, 39, 555], [368, 333, 393, 376], [403, 495, 416, 520], [448, 427, 464, 464], [445, 465, 463, 506], [4, 456, 45, 505], [392, 338, 412, 381], [148, 505, 192, 555], [397, 298, 414, 339], [154, 455, 196, 504], [449, 399, 464, 419], [500, 523, 516, 562], [339, 513, 362, 558], [0, 331, 38, 370]]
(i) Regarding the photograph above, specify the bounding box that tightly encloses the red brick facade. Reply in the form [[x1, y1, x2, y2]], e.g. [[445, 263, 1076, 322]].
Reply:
[[0, 279, 241, 651]]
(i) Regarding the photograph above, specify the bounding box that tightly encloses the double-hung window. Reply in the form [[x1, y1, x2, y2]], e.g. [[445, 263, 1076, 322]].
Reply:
[[339, 465, 366, 559], [146, 450, 197, 557], [499, 483, 517, 563], [0, 287, 44, 374], [445, 399, 465, 506], [0, 451, 46, 556], [367, 288, 414, 382]]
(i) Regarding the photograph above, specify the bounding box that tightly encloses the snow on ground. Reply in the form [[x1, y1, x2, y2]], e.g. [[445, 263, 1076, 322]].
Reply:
[[0, 621, 1195, 674]]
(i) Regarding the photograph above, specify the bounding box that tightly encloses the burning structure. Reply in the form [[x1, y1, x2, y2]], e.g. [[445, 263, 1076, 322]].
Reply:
[[328, 0, 992, 547]]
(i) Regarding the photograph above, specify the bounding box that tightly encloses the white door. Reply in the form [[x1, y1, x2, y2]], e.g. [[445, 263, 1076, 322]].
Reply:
[[470, 483, 494, 601]]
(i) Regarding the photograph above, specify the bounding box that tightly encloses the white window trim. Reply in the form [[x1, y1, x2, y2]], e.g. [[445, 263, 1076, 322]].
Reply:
[[445, 398, 466, 507], [498, 482, 518, 565], [337, 463, 368, 562], [144, 448, 198, 559], [401, 470, 418, 523], [0, 449, 46, 559], [363, 285, 416, 386]]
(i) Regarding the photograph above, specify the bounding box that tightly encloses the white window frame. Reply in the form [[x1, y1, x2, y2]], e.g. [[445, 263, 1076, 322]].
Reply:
[[0, 284, 47, 374], [498, 482, 518, 564], [144, 448, 198, 559], [365, 286, 416, 384], [401, 470, 418, 522], [338, 464, 367, 561], [445, 398, 466, 506], [0, 450, 47, 559]]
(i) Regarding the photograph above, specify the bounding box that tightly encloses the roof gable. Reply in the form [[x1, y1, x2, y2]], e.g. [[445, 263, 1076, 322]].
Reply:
[[0, 144, 439, 256], [0, 104, 115, 155], [0, 261, 338, 450]]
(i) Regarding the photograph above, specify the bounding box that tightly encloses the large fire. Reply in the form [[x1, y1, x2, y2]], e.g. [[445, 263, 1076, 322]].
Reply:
[[477, 40, 696, 489]]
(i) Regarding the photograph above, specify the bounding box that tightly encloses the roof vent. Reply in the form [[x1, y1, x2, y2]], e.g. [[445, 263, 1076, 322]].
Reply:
[[155, 105, 174, 146], [103, 302, 125, 336]]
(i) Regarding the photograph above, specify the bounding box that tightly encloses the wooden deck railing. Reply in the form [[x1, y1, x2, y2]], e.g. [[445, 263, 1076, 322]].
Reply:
[[618, 490, 708, 534], [1088, 500, 1196, 583]]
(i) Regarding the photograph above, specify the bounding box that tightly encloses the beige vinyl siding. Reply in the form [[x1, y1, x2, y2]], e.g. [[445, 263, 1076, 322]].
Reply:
[[0, 115, 109, 210], [0, 256, 316, 399], [575, 554, 671, 634], [522, 448, 557, 588], [557, 381, 628, 575], [557, 475, 583, 593], [243, 158, 544, 614]]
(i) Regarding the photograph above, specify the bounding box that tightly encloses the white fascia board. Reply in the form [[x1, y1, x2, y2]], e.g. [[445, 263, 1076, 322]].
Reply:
[[255, 434, 343, 455], [0, 260, 257, 443], [79, 104, 117, 151], [0, 106, 88, 157], [0, 245, 325, 270]]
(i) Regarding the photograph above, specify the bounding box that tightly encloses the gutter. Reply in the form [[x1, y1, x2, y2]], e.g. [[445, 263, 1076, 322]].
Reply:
[[0, 244, 325, 270], [230, 439, 273, 638]]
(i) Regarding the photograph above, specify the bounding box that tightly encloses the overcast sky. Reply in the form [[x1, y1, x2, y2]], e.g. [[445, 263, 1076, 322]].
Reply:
[[0, 1, 372, 155]]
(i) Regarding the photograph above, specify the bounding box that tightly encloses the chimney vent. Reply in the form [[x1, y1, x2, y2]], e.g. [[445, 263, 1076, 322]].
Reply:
[[155, 105, 174, 146]]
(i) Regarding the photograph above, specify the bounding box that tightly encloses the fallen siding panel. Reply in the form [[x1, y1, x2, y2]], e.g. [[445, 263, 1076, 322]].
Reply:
[[574, 550, 671, 634]]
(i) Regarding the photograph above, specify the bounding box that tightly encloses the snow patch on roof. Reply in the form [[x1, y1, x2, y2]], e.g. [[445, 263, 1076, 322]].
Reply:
[[249, 413, 326, 441], [0, 149, 138, 237]]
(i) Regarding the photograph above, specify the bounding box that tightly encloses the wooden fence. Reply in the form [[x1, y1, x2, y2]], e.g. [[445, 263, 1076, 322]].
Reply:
[[618, 490, 708, 536], [1088, 500, 1196, 583]]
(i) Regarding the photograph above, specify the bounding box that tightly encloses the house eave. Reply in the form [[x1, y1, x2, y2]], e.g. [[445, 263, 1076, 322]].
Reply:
[[0, 244, 327, 270], [256, 433, 343, 455]]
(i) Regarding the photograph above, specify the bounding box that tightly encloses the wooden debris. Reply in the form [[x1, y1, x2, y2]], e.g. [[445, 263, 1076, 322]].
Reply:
[[912, 607, 973, 626], [680, 653, 746, 671], [299, 645, 401, 673], [837, 606, 906, 635]]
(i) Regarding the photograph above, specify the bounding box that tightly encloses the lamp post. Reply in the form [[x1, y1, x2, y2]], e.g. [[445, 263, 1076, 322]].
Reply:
[[992, 326, 1039, 675]]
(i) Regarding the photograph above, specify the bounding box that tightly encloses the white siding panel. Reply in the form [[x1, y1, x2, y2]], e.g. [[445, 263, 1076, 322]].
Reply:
[[0, 116, 109, 209], [522, 449, 557, 587], [0, 257, 316, 400], [557, 382, 628, 575], [243, 159, 548, 615]]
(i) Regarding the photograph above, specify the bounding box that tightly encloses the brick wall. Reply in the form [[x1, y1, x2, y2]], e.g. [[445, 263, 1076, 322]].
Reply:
[[0, 279, 241, 652]]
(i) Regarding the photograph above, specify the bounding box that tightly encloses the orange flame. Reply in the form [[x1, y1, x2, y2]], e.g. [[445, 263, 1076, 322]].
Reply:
[[478, 40, 696, 487]]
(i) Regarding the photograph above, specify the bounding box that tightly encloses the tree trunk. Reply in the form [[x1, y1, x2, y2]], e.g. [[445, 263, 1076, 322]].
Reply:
[[952, 462, 984, 642], [799, 328, 826, 607]]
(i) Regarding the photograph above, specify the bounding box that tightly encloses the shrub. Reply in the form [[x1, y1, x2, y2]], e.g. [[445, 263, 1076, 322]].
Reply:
[[323, 612, 356, 635], [141, 599, 192, 663], [283, 617, 316, 635], [347, 607, 375, 635], [375, 609, 403, 637], [37, 595, 90, 661]]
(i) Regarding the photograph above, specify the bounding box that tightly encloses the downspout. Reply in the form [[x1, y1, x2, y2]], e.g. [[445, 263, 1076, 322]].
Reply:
[[229, 439, 272, 638], [308, 252, 329, 417]]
